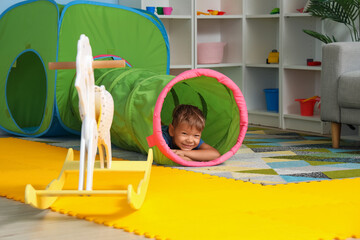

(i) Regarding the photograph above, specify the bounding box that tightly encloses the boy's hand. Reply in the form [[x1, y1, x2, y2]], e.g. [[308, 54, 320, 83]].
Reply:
[[172, 149, 185, 157], [172, 150, 192, 161], [172, 144, 220, 162]]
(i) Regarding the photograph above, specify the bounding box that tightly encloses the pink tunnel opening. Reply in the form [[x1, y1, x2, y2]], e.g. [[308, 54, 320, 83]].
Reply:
[[147, 68, 248, 167]]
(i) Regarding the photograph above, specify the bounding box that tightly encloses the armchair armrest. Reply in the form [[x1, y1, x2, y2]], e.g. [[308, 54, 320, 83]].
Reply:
[[321, 42, 360, 122]]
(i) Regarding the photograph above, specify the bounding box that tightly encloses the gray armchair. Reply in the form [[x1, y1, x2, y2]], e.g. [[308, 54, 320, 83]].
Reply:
[[321, 42, 360, 148]]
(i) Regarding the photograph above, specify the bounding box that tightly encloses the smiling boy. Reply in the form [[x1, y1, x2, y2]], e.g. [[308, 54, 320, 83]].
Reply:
[[162, 104, 220, 162]]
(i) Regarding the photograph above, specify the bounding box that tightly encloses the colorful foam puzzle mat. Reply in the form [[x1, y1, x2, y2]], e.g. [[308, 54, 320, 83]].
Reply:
[[0, 137, 359, 240]]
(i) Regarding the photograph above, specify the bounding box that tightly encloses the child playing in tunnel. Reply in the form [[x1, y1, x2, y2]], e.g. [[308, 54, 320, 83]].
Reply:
[[162, 104, 220, 162]]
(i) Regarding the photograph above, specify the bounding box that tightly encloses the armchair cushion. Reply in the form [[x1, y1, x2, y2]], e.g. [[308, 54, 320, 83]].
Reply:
[[338, 70, 360, 108], [321, 42, 360, 148]]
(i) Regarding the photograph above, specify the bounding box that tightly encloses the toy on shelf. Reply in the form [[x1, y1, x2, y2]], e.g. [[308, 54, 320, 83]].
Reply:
[[295, 96, 321, 116], [297, 0, 311, 13], [297, 8, 306, 13], [197, 11, 209, 15], [25, 34, 153, 210], [270, 8, 280, 14], [163, 7, 173, 15], [302, 96, 320, 103], [264, 88, 279, 113], [146, 6, 155, 14], [307, 58, 321, 66], [197, 10, 226, 16], [156, 7, 164, 15], [208, 9, 226, 15], [266, 49, 279, 64], [308, 61, 321, 66]]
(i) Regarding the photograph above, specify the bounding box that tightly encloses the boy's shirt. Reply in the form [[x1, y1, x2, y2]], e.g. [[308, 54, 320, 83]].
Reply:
[[161, 125, 204, 150]]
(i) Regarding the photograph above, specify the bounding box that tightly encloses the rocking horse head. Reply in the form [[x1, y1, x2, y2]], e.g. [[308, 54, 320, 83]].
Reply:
[[75, 34, 96, 122]]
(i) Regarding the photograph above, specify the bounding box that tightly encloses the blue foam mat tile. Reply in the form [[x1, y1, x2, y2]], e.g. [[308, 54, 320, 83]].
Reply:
[[320, 163, 360, 169], [267, 160, 310, 169], [280, 175, 329, 183]]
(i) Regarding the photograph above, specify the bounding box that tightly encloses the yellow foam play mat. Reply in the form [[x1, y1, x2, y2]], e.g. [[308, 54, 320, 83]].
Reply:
[[0, 138, 359, 240]]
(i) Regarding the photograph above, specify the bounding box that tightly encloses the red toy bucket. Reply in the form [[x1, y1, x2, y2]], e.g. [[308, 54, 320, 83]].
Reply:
[[295, 98, 317, 116]]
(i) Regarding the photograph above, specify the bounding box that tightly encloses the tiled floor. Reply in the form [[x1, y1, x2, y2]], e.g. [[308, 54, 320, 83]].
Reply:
[[0, 197, 147, 240]]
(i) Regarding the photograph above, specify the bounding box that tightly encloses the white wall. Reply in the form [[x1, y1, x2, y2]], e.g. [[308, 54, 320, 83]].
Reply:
[[117, 0, 140, 8], [323, 20, 354, 42], [0, 0, 23, 14]]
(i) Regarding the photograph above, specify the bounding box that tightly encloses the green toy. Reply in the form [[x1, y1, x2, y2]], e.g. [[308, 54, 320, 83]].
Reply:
[[270, 7, 280, 14]]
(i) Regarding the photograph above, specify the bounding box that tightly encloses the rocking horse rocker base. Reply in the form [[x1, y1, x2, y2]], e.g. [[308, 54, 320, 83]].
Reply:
[[25, 148, 153, 210]]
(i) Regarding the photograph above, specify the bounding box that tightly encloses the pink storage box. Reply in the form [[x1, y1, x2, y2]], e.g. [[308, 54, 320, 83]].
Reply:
[[197, 42, 226, 64]]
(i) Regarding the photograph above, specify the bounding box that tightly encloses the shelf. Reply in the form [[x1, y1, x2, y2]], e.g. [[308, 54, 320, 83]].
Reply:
[[158, 15, 192, 19], [246, 14, 279, 19], [141, 0, 193, 15], [197, 15, 242, 19], [246, 0, 279, 16], [249, 110, 279, 117], [246, 64, 279, 69], [245, 18, 279, 64], [283, 69, 321, 120], [202, 66, 243, 90], [283, 16, 322, 66], [282, 0, 312, 16], [283, 114, 330, 134], [197, 63, 242, 68], [196, 0, 243, 15], [170, 68, 192, 76], [245, 67, 279, 118], [283, 113, 321, 122], [284, 13, 312, 17], [170, 64, 192, 69], [197, 17, 242, 65], [161, 17, 192, 67], [283, 65, 321, 71], [248, 110, 280, 128]]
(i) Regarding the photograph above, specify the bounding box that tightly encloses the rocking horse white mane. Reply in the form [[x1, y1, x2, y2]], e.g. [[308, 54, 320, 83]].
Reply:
[[75, 34, 114, 190]]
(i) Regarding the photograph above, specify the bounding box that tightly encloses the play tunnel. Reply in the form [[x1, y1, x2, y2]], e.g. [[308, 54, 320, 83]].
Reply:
[[0, 0, 58, 136], [69, 67, 248, 166], [0, 0, 248, 166], [0, 0, 168, 137]]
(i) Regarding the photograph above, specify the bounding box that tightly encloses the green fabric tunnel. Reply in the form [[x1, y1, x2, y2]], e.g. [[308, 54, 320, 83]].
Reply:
[[68, 67, 247, 166]]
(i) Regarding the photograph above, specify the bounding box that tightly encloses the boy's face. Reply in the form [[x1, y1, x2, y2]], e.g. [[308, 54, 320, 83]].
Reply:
[[169, 122, 202, 151]]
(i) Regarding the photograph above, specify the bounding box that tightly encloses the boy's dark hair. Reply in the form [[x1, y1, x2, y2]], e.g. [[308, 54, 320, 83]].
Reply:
[[172, 104, 205, 131]]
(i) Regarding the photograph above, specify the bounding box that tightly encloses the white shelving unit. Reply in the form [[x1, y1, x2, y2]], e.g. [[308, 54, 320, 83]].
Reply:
[[281, 0, 329, 134], [195, 0, 243, 90], [138, 0, 331, 134], [244, 0, 281, 128]]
